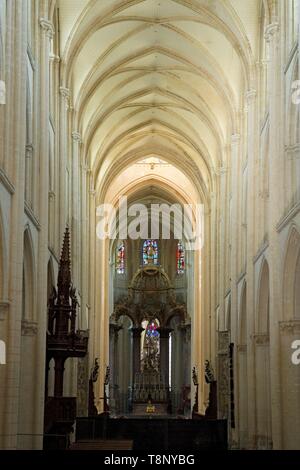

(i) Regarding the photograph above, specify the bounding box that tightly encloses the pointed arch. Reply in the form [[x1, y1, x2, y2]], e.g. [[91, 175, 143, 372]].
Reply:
[[283, 226, 300, 321], [258, 0, 270, 118], [280, 226, 300, 449]]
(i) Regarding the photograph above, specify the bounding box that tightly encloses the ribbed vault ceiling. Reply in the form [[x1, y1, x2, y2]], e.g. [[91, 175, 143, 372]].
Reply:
[[56, 0, 260, 200]]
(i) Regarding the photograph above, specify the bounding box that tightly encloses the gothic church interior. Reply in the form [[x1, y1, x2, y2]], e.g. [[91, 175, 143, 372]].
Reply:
[[0, 0, 299, 450]]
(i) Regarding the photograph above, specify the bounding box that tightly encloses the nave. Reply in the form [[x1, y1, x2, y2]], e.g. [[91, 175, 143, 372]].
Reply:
[[0, 0, 299, 450]]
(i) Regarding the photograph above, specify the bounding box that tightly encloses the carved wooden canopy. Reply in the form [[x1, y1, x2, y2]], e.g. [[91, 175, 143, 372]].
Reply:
[[113, 266, 187, 328]]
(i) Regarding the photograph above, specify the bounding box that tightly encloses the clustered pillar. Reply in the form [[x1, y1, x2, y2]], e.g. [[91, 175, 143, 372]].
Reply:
[[131, 327, 144, 379], [159, 328, 172, 387]]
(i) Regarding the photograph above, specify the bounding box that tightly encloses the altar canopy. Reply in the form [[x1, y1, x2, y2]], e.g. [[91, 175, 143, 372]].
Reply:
[[110, 265, 190, 415]]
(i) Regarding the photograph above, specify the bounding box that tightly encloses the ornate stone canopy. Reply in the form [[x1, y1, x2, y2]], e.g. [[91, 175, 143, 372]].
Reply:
[[113, 266, 187, 328]]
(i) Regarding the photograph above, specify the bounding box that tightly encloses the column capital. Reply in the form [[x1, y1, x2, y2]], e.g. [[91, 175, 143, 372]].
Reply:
[[236, 344, 247, 353], [279, 320, 300, 334], [214, 165, 227, 176], [21, 320, 38, 336], [82, 163, 91, 173], [60, 87, 70, 100], [251, 333, 269, 345], [50, 53, 60, 63], [0, 300, 10, 321], [72, 131, 82, 143], [260, 58, 269, 67], [264, 22, 279, 42], [245, 89, 257, 102], [39, 18, 54, 39], [25, 144, 34, 158], [231, 133, 240, 144]]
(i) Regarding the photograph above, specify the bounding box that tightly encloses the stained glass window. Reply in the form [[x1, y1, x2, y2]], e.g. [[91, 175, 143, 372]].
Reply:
[[116, 242, 125, 274], [176, 241, 185, 274], [142, 239, 158, 265], [146, 320, 160, 339], [141, 319, 160, 372]]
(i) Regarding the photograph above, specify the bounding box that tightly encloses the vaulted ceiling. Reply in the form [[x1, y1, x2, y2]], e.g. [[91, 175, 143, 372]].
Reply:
[[55, 0, 261, 201]]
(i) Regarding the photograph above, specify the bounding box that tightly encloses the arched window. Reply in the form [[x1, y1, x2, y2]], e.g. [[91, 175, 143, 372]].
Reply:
[[142, 239, 158, 265], [116, 241, 125, 274], [176, 241, 185, 274]]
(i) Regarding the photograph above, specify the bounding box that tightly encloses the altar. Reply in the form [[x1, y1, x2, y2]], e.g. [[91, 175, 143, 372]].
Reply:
[[110, 266, 190, 416], [131, 371, 170, 415]]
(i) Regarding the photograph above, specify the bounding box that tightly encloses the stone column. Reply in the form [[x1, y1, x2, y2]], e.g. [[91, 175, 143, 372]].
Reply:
[[244, 87, 258, 449], [109, 323, 121, 413], [230, 134, 240, 340], [31, 13, 53, 448], [67, 130, 82, 398], [71, 131, 82, 292], [229, 134, 240, 447], [265, 21, 283, 450], [1, 1, 28, 448], [59, 87, 70, 240], [181, 322, 191, 386], [237, 343, 248, 447], [159, 328, 172, 387], [88, 186, 99, 407], [80, 165, 90, 330], [218, 164, 228, 331], [131, 327, 144, 380], [25, 144, 33, 205]]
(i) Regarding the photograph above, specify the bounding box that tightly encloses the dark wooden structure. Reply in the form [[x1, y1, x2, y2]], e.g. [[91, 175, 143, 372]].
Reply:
[[75, 414, 227, 451], [44, 228, 88, 449]]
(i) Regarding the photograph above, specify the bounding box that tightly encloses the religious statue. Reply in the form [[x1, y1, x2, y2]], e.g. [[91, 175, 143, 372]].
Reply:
[[192, 366, 199, 414], [103, 366, 110, 412], [204, 360, 215, 384], [90, 358, 99, 382], [204, 359, 217, 419], [147, 244, 155, 262], [88, 358, 99, 417], [192, 366, 198, 386]]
